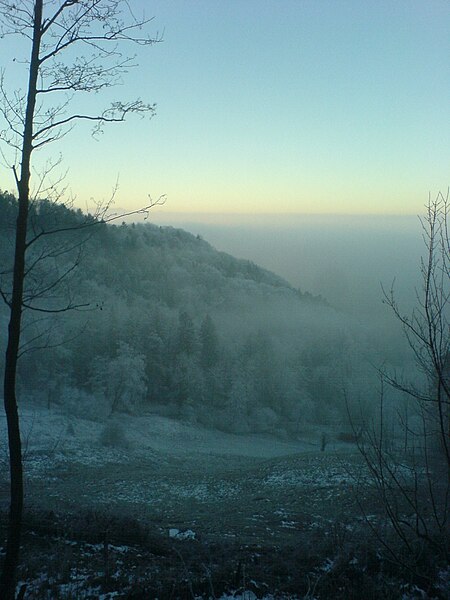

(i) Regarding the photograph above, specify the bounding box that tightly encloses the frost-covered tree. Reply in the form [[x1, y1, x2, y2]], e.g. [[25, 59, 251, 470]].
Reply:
[[224, 370, 252, 433], [90, 342, 148, 415], [176, 310, 197, 356]]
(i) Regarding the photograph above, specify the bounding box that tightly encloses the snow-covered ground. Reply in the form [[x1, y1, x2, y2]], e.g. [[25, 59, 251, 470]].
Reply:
[[1, 404, 324, 466], [2, 404, 443, 600], [0, 404, 361, 513]]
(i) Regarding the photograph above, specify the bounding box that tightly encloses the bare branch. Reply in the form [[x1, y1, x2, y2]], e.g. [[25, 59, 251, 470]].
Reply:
[[32, 99, 155, 142], [25, 193, 165, 248], [20, 300, 91, 314]]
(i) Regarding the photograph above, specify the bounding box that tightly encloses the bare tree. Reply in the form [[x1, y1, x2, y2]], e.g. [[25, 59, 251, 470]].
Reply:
[[354, 191, 449, 579], [382, 191, 450, 465], [0, 2, 162, 597]]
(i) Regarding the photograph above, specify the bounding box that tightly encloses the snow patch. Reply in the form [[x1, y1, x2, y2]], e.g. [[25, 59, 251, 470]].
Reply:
[[169, 528, 196, 540]]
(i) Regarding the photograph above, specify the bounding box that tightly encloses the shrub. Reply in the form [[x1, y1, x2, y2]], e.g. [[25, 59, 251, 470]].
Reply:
[[99, 420, 128, 448]]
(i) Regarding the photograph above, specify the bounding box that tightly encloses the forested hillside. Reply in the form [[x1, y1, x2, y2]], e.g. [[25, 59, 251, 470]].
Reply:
[[0, 193, 401, 434]]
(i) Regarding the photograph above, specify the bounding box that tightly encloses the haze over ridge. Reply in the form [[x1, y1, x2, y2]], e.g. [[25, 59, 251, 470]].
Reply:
[[121, 210, 421, 317]]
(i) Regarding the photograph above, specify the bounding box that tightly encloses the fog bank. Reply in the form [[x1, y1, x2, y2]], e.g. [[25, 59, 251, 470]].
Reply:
[[144, 212, 423, 316]]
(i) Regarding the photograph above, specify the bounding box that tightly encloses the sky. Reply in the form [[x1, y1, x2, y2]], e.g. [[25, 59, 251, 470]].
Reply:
[[0, 0, 448, 216]]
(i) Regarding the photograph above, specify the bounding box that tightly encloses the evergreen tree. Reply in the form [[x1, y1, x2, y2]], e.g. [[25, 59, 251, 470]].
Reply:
[[176, 311, 197, 356], [200, 314, 219, 370]]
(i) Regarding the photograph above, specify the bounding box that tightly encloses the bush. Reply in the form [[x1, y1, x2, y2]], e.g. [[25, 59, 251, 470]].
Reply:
[[99, 420, 128, 448]]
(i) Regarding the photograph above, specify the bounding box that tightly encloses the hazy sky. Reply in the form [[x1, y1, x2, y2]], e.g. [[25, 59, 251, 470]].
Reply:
[[0, 1, 448, 215]]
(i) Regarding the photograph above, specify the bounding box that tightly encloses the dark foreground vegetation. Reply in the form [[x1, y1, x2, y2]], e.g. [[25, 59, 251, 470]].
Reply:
[[1, 447, 448, 600], [2, 512, 443, 599]]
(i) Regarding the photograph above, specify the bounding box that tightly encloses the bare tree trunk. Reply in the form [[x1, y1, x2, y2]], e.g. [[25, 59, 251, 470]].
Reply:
[[0, 2, 159, 594], [0, 2, 42, 597]]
